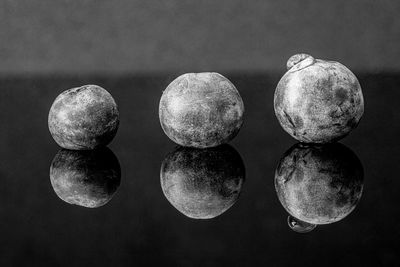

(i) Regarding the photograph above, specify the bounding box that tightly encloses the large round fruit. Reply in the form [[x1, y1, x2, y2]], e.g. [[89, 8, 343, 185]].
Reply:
[[159, 73, 244, 148], [48, 85, 119, 150], [274, 54, 364, 143], [160, 144, 245, 219], [275, 142, 363, 225]]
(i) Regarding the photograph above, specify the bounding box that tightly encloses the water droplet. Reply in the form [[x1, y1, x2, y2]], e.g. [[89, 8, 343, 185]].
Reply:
[[287, 215, 316, 233]]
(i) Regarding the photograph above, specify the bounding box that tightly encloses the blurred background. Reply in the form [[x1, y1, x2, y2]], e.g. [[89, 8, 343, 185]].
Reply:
[[0, 0, 399, 75]]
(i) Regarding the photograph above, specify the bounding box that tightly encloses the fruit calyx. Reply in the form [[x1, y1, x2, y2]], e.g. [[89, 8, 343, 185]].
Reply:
[[286, 53, 315, 71]]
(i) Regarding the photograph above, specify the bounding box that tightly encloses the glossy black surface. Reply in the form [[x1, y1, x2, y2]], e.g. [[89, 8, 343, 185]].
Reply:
[[0, 73, 399, 266]]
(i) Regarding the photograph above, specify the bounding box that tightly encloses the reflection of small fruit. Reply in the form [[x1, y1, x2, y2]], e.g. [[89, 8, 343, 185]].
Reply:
[[48, 85, 119, 150], [274, 54, 364, 143], [160, 145, 245, 219], [50, 147, 121, 208], [159, 73, 244, 148], [275, 143, 363, 225]]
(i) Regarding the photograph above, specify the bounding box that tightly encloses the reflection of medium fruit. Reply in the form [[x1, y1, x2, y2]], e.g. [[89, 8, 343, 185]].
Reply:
[[50, 148, 121, 208], [274, 54, 364, 143], [275, 143, 363, 225], [159, 73, 244, 148], [48, 85, 119, 150], [160, 145, 245, 219]]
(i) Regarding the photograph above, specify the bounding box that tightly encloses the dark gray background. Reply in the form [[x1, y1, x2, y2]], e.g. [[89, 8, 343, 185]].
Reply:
[[0, 0, 399, 74]]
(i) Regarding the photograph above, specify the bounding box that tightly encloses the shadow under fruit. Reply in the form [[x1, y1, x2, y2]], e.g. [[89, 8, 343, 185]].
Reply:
[[50, 147, 121, 208], [160, 144, 245, 219], [275, 142, 364, 225]]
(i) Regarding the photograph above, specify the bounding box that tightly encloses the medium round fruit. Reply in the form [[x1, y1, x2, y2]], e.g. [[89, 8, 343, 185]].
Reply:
[[159, 72, 244, 148], [48, 85, 119, 150], [160, 144, 245, 219], [50, 147, 121, 208], [274, 54, 364, 143], [275, 143, 363, 225]]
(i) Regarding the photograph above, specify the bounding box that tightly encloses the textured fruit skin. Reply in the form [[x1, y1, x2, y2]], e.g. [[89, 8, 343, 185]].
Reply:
[[275, 143, 363, 225], [50, 147, 121, 208], [274, 54, 364, 143], [159, 73, 244, 148], [48, 85, 119, 150], [160, 145, 245, 219]]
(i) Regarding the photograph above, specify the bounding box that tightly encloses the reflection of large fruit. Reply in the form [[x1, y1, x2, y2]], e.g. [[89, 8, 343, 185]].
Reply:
[[159, 73, 244, 148], [50, 147, 121, 208], [274, 54, 364, 143], [48, 85, 119, 150], [160, 145, 245, 219], [275, 143, 363, 225]]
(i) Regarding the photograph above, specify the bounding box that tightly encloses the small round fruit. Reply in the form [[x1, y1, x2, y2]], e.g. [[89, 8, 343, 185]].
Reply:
[[159, 72, 244, 148], [48, 85, 119, 150], [274, 54, 364, 143], [50, 147, 121, 208], [275, 143, 364, 225], [160, 144, 245, 219]]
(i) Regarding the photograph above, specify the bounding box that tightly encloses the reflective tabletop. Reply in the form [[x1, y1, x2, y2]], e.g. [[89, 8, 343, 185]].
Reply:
[[0, 73, 399, 266]]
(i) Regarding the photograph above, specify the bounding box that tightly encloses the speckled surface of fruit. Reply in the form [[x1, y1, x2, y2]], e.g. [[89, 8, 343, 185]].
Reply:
[[50, 147, 121, 208], [274, 54, 364, 143], [159, 73, 244, 148], [160, 144, 245, 219], [275, 143, 363, 225], [48, 85, 119, 150]]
